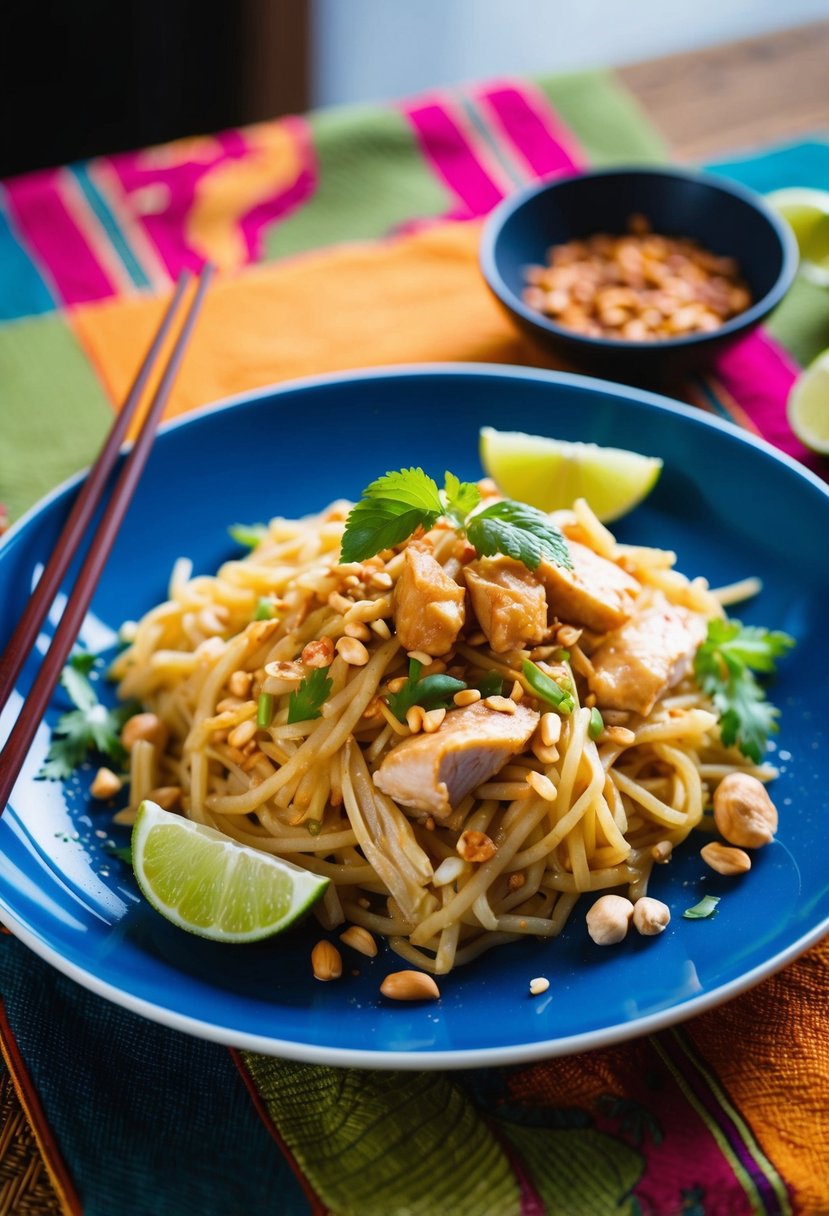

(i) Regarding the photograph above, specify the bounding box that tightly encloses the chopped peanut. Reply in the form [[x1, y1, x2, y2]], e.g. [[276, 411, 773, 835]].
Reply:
[[457, 830, 497, 863], [90, 767, 121, 800], [453, 688, 481, 707], [632, 897, 671, 936], [335, 636, 370, 666], [311, 940, 342, 981], [228, 670, 252, 699], [701, 841, 752, 876], [522, 217, 752, 342], [339, 925, 378, 957], [713, 773, 778, 848], [145, 786, 183, 812], [586, 894, 634, 945], [525, 770, 557, 802], [380, 970, 440, 1001], [121, 713, 169, 752], [302, 637, 335, 668], [539, 713, 562, 747], [228, 720, 257, 750], [651, 840, 673, 864]]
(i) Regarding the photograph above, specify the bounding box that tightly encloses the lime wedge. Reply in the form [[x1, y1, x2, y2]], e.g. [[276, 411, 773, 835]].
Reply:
[[132, 800, 329, 942], [766, 187, 829, 285], [787, 348, 829, 454], [480, 427, 663, 522]]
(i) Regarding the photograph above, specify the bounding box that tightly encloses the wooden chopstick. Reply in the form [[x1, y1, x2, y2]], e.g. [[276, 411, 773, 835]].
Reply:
[[0, 264, 214, 813], [0, 273, 191, 717]]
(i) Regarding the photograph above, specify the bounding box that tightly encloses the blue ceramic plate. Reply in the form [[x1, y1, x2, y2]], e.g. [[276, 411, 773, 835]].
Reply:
[[1, 365, 827, 1068]]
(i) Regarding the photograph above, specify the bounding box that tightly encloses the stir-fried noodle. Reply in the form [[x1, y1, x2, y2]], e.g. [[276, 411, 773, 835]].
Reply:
[[111, 494, 774, 973]]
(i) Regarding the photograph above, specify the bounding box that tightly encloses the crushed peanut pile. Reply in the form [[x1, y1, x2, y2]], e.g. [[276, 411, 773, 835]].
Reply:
[[522, 214, 752, 341]]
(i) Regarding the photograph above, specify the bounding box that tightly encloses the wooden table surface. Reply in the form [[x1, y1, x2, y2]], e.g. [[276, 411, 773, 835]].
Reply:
[[618, 19, 829, 160]]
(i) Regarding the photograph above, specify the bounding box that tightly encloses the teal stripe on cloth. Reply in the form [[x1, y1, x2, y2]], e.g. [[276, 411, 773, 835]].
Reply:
[[0, 188, 57, 319], [705, 136, 829, 368], [68, 164, 152, 290], [0, 935, 311, 1216], [707, 137, 829, 195]]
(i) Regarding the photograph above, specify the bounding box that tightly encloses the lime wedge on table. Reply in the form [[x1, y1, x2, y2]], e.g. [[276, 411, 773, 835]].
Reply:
[[787, 348, 829, 454], [480, 427, 662, 523], [766, 187, 829, 284], [132, 800, 328, 942]]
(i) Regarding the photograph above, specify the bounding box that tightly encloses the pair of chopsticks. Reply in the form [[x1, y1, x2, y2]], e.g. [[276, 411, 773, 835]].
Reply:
[[0, 265, 214, 813]]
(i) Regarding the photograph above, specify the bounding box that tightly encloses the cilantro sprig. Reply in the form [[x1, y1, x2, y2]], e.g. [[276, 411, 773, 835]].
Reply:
[[693, 618, 795, 763], [340, 468, 571, 572], [37, 653, 138, 781], [386, 659, 467, 723], [287, 666, 333, 724]]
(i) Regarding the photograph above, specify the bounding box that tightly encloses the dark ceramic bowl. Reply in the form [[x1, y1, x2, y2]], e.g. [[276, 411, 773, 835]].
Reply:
[[479, 166, 798, 380]]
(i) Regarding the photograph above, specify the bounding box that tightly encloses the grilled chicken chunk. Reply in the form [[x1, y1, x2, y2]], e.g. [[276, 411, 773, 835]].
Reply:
[[588, 600, 708, 716], [464, 557, 548, 653], [538, 540, 640, 634], [373, 701, 539, 818], [393, 546, 466, 656]]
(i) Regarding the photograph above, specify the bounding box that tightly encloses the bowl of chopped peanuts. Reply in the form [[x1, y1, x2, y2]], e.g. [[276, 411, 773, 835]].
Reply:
[[480, 166, 798, 379]]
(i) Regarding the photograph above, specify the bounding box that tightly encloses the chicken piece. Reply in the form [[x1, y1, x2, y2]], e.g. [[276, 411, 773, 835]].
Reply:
[[588, 600, 708, 716], [393, 546, 466, 656], [464, 557, 548, 653], [373, 701, 539, 818], [538, 540, 639, 633]]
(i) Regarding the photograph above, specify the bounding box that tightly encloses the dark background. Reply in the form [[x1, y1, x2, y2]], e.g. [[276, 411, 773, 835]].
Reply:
[[0, 0, 309, 179]]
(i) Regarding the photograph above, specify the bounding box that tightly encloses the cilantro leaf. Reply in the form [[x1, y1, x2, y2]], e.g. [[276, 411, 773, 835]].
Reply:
[[340, 469, 443, 563], [37, 659, 137, 781], [340, 466, 572, 572], [229, 522, 268, 549], [362, 468, 444, 513], [441, 472, 481, 527], [693, 618, 794, 763], [701, 618, 794, 673], [466, 501, 572, 571], [69, 651, 97, 677], [287, 666, 333, 724], [61, 663, 98, 714], [340, 502, 438, 564]]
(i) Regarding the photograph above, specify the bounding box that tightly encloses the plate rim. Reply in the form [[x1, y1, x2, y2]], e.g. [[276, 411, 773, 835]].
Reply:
[[2, 361, 828, 1069], [3, 361, 828, 561]]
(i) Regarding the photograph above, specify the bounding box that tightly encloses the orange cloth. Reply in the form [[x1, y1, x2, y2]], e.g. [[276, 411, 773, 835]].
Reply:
[[70, 221, 564, 432]]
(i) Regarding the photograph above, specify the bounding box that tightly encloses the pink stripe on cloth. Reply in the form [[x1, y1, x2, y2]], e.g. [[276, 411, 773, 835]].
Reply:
[[3, 168, 115, 305], [714, 330, 828, 479], [404, 100, 505, 218], [480, 82, 585, 179], [106, 130, 248, 280], [237, 117, 317, 261]]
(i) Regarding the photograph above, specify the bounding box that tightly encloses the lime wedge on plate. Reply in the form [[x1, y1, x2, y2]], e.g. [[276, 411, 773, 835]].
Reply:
[[480, 427, 662, 522], [132, 800, 328, 942], [766, 187, 829, 285], [787, 348, 829, 454]]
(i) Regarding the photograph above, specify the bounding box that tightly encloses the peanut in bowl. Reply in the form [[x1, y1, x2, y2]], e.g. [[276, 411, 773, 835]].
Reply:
[[480, 167, 798, 379]]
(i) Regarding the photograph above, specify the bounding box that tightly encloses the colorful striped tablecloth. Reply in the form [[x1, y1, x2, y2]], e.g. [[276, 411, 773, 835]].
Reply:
[[1, 69, 828, 1216]]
